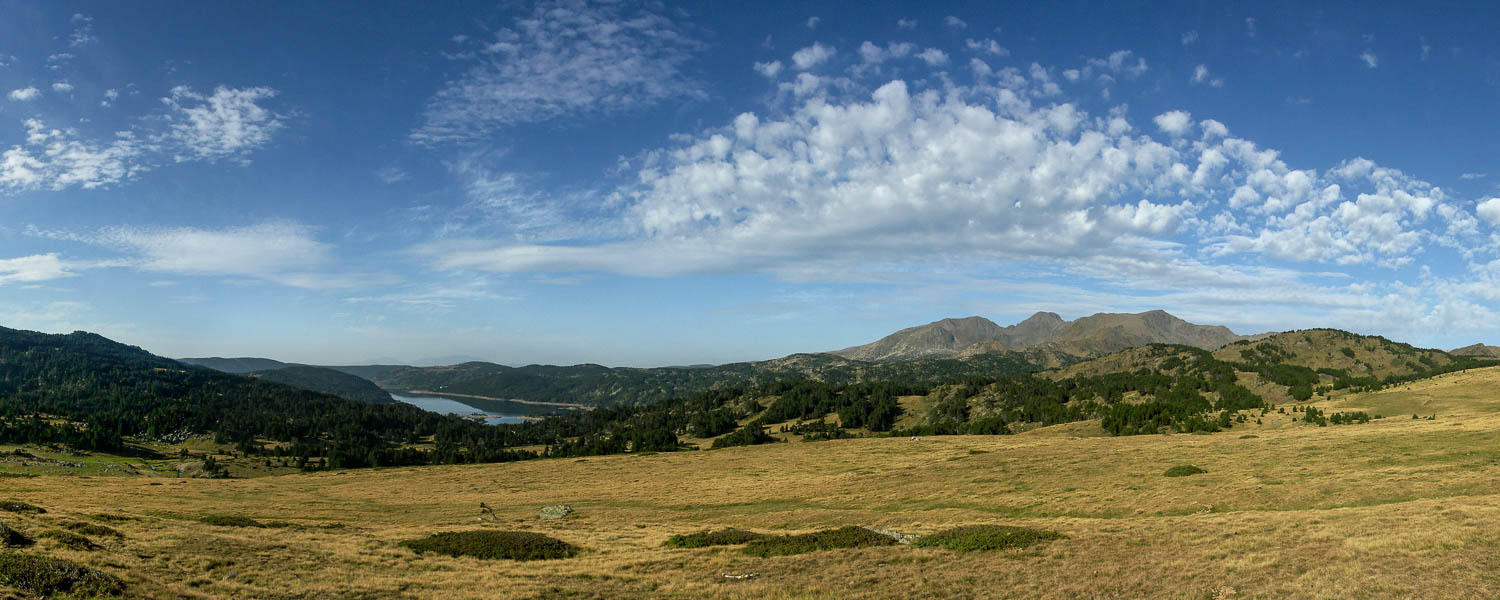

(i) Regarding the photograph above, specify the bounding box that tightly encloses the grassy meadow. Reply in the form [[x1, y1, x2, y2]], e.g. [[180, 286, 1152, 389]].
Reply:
[[4, 367, 1500, 598]]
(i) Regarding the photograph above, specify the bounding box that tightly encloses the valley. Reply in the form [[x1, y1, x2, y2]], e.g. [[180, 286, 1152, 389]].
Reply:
[[4, 366, 1500, 598]]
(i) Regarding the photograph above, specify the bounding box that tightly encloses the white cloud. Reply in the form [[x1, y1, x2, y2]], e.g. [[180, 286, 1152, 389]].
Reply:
[[1153, 110, 1193, 136], [1245, 17, 1257, 37], [0, 254, 72, 285], [1, 86, 282, 193], [896, 18, 917, 30], [51, 81, 74, 93], [964, 38, 1009, 56], [806, 16, 820, 29], [413, 0, 702, 144], [917, 48, 949, 66], [8, 87, 41, 101], [161, 86, 283, 162], [792, 43, 836, 70], [1181, 30, 1199, 45], [1460, 173, 1487, 180], [1478, 198, 1500, 226], [100, 88, 118, 107], [753, 60, 783, 78], [944, 16, 967, 29], [1191, 64, 1224, 87], [1360, 51, 1379, 68], [91, 222, 342, 287], [69, 13, 97, 47]]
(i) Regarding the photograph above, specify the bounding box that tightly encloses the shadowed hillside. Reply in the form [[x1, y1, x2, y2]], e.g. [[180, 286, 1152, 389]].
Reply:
[[247, 365, 396, 404]]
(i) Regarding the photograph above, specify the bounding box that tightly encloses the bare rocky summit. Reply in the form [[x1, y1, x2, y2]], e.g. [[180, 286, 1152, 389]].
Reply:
[[1450, 343, 1500, 358]]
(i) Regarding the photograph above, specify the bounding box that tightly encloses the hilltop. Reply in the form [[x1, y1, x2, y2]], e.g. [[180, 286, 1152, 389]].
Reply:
[[833, 310, 1255, 362], [1450, 343, 1500, 358]]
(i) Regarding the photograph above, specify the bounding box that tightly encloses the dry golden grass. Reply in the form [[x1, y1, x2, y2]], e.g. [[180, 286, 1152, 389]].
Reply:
[[5, 368, 1500, 598]]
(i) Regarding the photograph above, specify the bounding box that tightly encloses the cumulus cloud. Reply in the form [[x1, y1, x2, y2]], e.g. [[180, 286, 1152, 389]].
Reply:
[[944, 16, 967, 29], [411, 45, 1500, 341], [1478, 198, 1500, 226], [753, 60, 783, 78], [917, 48, 949, 66], [805, 16, 820, 29], [1360, 51, 1378, 68], [965, 38, 1009, 56], [1153, 110, 1193, 136], [0, 254, 72, 285], [413, 0, 703, 144], [896, 18, 917, 30], [1181, 30, 1199, 45], [51, 81, 74, 93], [8, 87, 40, 101], [792, 43, 836, 70]]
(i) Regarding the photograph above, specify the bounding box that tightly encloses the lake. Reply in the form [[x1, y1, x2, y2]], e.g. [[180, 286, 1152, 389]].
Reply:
[[391, 392, 530, 425]]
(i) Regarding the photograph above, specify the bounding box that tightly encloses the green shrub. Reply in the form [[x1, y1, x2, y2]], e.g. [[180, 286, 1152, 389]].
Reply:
[[1164, 465, 1207, 477], [199, 515, 265, 528], [0, 501, 44, 514], [741, 526, 895, 557], [37, 529, 99, 551], [912, 525, 1066, 552], [0, 523, 33, 547], [65, 522, 123, 538], [664, 528, 766, 548], [0, 552, 124, 596], [400, 530, 578, 561]]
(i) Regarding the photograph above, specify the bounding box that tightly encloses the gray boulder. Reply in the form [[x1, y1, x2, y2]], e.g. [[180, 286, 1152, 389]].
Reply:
[[538, 504, 574, 520]]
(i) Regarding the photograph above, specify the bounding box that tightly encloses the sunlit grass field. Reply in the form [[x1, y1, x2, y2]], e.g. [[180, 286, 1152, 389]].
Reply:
[[4, 367, 1500, 598]]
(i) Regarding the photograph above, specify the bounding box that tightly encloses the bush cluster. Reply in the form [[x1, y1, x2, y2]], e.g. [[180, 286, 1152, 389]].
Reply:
[[65, 522, 123, 538], [740, 526, 895, 557], [0, 522, 33, 547], [400, 530, 578, 561], [0, 501, 45, 514], [912, 525, 1066, 552], [199, 515, 266, 528], [0, 552, 124, 596], [1164, 465, 1207, 477], [37, 529, 99, 551], [663, 528, 766, 548]]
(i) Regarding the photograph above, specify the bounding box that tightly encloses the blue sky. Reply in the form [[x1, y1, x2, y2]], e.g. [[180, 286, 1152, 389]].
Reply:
[[1, 1, 1499, 367]]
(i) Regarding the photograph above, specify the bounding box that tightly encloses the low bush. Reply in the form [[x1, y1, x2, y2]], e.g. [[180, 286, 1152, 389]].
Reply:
[[741, 526, 895, 557], [65, 522, 123, 538], [0, 501, 45, 514], [912, 525, 1066, 552], [663, 528, 766, 548], [1164, 465, 1207, 477], [400, 530, 578, 561], [37, 529, 99, 551], [199, 515, 265, 528], [88, 513, 135, 523], [0, 552, 124, 596], [0, 523, 33, 547]]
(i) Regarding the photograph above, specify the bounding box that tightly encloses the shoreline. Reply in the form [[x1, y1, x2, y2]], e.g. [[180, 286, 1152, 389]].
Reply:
[[396, 389, 588, 409]]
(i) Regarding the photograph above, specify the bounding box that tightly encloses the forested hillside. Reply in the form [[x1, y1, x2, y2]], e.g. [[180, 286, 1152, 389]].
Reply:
[[372, 349, 1074, 406], [247, 365, 396, 404], [0, 327, 531, 467]]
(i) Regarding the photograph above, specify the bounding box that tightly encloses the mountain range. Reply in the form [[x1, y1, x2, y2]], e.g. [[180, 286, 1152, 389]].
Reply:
[[832, 310, 1261, 362]]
